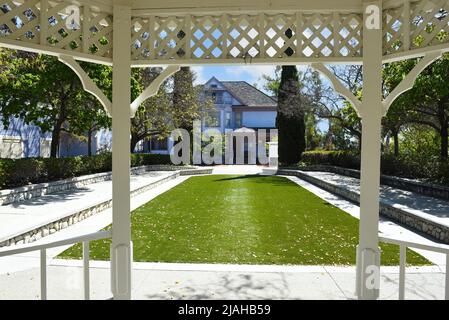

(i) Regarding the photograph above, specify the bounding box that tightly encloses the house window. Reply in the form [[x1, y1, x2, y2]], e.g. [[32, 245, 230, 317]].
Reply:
[[205, 111, 221, 127], [225, 112, 231, 128], [211, 92, 223, 104], [224, 94, 232, 104], [235, 112, 242, 128]]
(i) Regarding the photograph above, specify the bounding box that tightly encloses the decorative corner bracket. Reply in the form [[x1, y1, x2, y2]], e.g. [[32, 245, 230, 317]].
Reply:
[[381, 51, 443, 116], [58, 55, 112, 117], [130, 65, 181, 118], [311, 63, 363, 117]]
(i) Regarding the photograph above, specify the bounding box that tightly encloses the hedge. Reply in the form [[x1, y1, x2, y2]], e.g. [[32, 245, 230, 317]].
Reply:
[[301, 150, 361, 170], [0, 152, 172, 190], [299, 150, 449, 184]]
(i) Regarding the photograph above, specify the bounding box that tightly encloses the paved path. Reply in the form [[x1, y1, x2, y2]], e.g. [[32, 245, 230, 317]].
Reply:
[[299, 171, 449, 228], [0, 260, 445, 300], [0, 171, 176, 244], [0, 175, 190, 275]]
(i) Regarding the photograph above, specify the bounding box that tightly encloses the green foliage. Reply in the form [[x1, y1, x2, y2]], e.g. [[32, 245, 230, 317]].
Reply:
[[301, 150, 361, 169], [0, 49, 112, 157], [130, 153, 172, 167], [299, 150, 449, 184], [383, 53, 449, 159], [130, 66, 211, 152], [399, 125, 441, 157], [0, 153, 171, 189], [277, 65, 306, 165]]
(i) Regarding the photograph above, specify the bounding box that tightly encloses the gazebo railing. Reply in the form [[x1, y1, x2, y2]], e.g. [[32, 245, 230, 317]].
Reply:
[[379, 235, 449, 300], [0, 230, 112, 300]]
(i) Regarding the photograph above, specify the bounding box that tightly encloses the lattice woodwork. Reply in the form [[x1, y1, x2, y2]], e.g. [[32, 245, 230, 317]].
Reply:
[[131, 12, 364, 62], [0, 0, 112, 58], [410, 0, 449, 49], [1, 1, 449, 64]]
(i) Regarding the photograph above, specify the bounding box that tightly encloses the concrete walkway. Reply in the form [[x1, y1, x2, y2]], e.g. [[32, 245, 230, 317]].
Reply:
[[0, 171, 177, 245], [301, 171, 449, 227], [0, 174, 190, 275], [0, 260, 445, 300]]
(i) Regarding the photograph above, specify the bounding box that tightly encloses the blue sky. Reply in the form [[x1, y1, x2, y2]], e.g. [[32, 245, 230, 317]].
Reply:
[[191, 65, 277, 92]]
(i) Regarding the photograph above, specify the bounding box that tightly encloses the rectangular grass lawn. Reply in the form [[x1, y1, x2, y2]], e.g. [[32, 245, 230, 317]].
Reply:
[[60, 175, 429, 265]]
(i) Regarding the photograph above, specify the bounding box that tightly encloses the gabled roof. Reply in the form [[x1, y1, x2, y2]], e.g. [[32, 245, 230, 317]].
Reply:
[[220, 81, 277, 107]]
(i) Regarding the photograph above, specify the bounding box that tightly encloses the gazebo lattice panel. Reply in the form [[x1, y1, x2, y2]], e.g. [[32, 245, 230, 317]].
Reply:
[[131, 12, 365, 62], [0, 0, 448, 64], [0, 0, 113, 59]]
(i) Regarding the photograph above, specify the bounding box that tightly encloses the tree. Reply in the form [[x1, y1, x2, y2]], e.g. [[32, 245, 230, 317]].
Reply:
[[172, 67, 200, 132], [383, 54, 449, 159], [312, 65, 363, 151], [264, 67, 326, 152], [277, 63, 306, 164], [129, 67, 210, 153], [130, 67, 172, 152], [0, 49, 112, 157]]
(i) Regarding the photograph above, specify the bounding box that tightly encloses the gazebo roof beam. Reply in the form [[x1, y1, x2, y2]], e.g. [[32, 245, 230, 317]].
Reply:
[[130, 0, 364, 15]]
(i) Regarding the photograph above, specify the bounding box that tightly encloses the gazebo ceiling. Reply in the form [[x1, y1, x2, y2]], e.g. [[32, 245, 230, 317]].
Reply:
[[0, 0, 448, 66], [130, 0, 365, 14]]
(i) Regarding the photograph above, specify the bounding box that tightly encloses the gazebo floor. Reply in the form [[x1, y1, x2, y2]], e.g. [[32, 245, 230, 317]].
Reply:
[[0, 260, 445, 300]]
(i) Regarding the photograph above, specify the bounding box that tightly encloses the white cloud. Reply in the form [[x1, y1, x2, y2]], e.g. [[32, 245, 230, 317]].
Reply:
[[191, 66, 207, 85], [223, 65, 276, 84]]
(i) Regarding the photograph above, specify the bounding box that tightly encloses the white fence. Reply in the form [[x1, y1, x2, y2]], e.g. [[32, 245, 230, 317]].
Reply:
[[379, 236, 449, 300], [0, 230, 112, 300]]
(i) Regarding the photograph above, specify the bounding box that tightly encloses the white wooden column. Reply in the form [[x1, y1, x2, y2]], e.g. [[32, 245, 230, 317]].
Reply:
[[110, 1, 132, 300], [356, 0, 383, 300]]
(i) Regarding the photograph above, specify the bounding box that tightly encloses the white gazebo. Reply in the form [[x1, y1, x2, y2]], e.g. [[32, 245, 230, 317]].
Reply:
[[1, 0, 448, 300]]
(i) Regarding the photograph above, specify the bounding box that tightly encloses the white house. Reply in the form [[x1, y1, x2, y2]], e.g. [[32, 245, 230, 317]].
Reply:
[[144, 76, 278, 155]]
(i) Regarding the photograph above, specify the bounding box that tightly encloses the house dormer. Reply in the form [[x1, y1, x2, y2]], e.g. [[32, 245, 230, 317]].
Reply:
[[203, 77, 240, 106]]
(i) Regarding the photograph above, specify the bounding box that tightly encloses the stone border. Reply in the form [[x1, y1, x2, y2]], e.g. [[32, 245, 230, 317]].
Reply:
[[0, 165, 197, 206], [0, 168, 213, 248], [278, 169, 449, 244], [297, 165, 449, 202]]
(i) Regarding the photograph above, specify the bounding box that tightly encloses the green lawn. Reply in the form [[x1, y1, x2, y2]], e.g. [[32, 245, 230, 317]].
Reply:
[[60, 175, 429, 265]]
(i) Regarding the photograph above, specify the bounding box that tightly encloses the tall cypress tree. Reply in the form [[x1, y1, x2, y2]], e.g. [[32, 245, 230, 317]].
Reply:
[[276, 29, 306, 165], [173, 66, 196, 132]]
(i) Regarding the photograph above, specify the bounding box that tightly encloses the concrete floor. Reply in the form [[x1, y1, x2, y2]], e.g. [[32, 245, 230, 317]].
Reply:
[[0, 260, 445, 300]]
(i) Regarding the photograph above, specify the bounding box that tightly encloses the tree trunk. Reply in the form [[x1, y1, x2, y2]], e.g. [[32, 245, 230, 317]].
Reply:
[[87, 129, 93, 156], [384, 133, 390, 154], [438, 102, 448, 159], [441, 121, 448, 159], [50, 120, 63, 158], [357, 133, 362, 152], [393, 131, 399, 157], [130, 136, 139, 153]]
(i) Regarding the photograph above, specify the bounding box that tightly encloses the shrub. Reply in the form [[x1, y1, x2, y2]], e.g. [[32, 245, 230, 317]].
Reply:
[[301, 150, 361, 170], [0, 153, 173, 190], [298, 150, 449, 185]]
